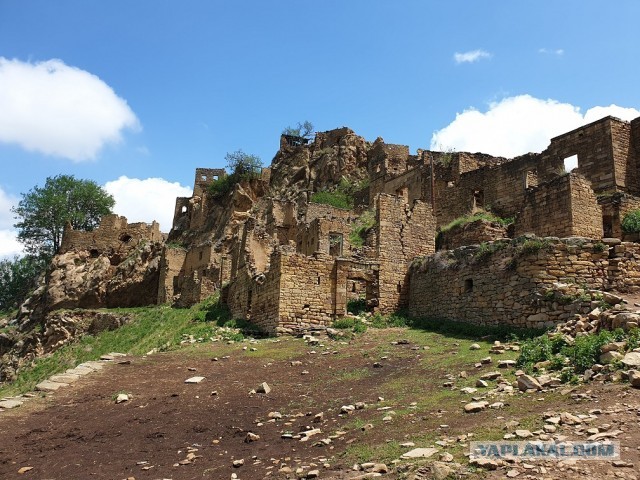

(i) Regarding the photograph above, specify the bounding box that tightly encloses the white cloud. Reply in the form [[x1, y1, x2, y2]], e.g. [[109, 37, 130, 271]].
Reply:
[[0, 230, 22, 259], [539, 48, 564, 56], [453, 49, 492, 64], [0, 187, 22, 259], [104, 176, 192, 233], [430, 95, 640, 157], [0, 57, 140, 161], [0, 186, 18, 230]]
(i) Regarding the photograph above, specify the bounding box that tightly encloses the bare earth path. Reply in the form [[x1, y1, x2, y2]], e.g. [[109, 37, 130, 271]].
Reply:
[[1, 329, 640, 480]]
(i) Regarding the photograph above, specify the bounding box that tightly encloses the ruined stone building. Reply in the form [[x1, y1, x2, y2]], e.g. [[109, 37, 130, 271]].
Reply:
[[48, 114, 640, 334]]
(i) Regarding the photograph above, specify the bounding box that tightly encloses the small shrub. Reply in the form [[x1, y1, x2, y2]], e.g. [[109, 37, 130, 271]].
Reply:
[[592, 241, 607, 253], [332, 317, 367, 333], [518, 238, 553, 256], [346, 298, 367, 315], [310, 190, 352, 209], [622, 210, 640, 233]]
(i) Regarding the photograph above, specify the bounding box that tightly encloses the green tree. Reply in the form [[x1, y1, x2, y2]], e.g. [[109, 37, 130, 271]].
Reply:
[[12, 175, 115, 257], [225, 150, 262, 180], [282, 120, 314, 139], [0, 255, 46, 313]]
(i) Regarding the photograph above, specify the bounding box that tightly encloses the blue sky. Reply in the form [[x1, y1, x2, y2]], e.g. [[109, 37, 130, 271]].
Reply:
[[1, 0, 640, 256]]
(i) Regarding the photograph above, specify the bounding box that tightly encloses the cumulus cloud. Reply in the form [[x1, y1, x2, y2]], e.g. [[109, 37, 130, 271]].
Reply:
[[0, 186, 22, 259], [0, 57, 140, 161], [430, 95, 640, 157], [453, 49, 492, 64], [104, 177, 192, 232], [0, 186, 18, 230], [0, 230, 22, 259]]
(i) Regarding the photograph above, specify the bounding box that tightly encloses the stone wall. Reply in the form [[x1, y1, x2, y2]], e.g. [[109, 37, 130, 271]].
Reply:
[[409, 237, 640, 329], [375, 194, 436, 312], [515, 173, 601, 239], [157, 247, 187, 304], [193, 168, 226, 197], [437, 219, 509, 251], [60, 214, 162, 255]]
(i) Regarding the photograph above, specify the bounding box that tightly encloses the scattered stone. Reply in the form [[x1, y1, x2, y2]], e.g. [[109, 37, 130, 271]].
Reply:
[[0, 399, 23, 409], [232, 459, 244, 467], [629, 369, 640, 388], [35, 380, 68, 391], [470, 458, 499, 470], [256, 382, 271, 394], [480, 371, 501, 380], [517, 374, 542, 391], [245, 432, 260, 443], [340, 405, 355, 414], [115, 393, 129, 404], [401, 447, 439, 458], [622, 352, 640, 368], [184, 376, 205, 384], [600, 351, 624, 364], [470, 343, 481, 350], [476, 379, 489, 388], [515, 429, 533, 438], [17, 466, 33, 474], [464, 401, 488, 413], [498, 360, 516, 368]]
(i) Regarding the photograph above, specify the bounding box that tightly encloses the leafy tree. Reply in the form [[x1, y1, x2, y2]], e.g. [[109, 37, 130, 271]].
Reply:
[[0, 255, 47, 313], [209, 150, 262, 199], [225, 150, 262, 180], [282, 121, 314, 139], [12, 175, 115, 257]]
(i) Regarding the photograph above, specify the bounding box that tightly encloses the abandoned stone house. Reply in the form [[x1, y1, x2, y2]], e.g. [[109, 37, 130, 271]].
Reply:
[[58, 114, 640, 334]]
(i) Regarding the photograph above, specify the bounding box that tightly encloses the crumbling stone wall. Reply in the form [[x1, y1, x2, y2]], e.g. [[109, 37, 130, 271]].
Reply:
[[60, 214, 162, 255], [157, 247, 187, 304], [375, 194, 436, 312], [410, 237, 640, 329], [515, 173, 601, 238], [437, 219, 509, 251], [600, 193, 640, 239], [193, 168, 226, 196]]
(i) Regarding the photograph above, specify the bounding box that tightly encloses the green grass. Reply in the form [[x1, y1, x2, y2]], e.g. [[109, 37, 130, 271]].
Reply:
[[0, 295, 252, 397], [310, 190, 352, 209], [439, 210, 514, 235], [349, 209, 376, 247]]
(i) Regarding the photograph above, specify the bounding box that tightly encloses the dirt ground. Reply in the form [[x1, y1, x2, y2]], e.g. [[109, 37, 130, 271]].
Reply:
[[1, 329, 640, 480]]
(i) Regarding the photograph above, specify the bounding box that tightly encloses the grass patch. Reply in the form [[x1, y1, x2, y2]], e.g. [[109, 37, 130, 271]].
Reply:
[[0, 295, 253, 397], [349, 209, 376, 247], [333, 317, 367, 333], [439, 210, 514, 235]]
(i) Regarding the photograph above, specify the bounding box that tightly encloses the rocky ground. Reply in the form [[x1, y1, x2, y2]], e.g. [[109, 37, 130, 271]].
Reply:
[[1, 328, 640, 480]]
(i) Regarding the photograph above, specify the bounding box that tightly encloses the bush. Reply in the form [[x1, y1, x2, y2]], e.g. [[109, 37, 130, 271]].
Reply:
[[347, 298, 367, 315], [208, 150, 262, 199], [333, 317, 367, 333], [622, 210, 640, 233], [310, 177, 368, 210], [349, 210, 376, 247], [0, 255, 46, 313]]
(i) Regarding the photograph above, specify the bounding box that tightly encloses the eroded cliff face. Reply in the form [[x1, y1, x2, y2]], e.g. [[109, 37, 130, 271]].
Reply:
[[17, 241, 162, 330]]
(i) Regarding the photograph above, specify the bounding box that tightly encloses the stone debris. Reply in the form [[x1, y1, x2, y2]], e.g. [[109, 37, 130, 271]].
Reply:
[[256, 382, 271, 394], [115, 393, 129, 404], [401, 447, 439, 459], [184, 376, 205, 384]]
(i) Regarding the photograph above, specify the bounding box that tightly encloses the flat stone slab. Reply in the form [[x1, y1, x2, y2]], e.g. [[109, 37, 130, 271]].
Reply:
[[79, 361, 104, 370], [49, 374, 80, 384], [185, 376, 205, 384], [0, 399, 23, 409], [401, 447, 439, 459], [66, 366, 94, 376], [35, 380, 68, 391]]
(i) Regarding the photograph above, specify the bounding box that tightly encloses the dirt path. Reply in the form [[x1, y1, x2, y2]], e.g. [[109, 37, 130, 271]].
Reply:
[[1, 330, 639, 480]]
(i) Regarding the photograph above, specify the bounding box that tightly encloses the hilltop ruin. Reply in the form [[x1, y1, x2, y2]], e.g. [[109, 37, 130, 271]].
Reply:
[[26, 114, 640, 334]]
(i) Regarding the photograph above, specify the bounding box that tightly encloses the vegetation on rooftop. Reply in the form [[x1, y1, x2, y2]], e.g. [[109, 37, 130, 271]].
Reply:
[[209, 150, 263, 199]]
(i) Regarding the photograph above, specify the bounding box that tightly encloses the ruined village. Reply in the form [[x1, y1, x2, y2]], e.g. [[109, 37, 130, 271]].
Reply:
[[3, 115, 640, 479]]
